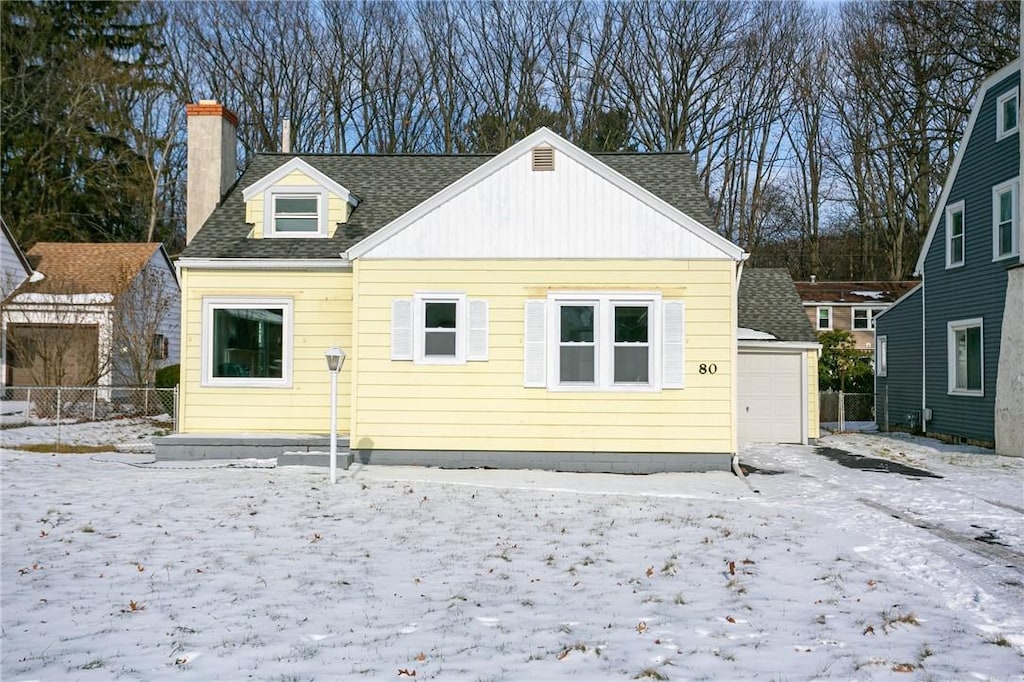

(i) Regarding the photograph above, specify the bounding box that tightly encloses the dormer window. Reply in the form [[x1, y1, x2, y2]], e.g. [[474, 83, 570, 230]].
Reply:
[[273, 193, 320, 233], [242, 157, 358, 240], [266, 188, 327, 237]]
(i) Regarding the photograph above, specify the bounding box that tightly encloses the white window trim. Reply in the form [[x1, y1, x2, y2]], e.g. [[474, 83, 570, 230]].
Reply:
[[876, 335, 887, 377], [201, 296, 293, 388], [546, 292, 662, 392], [413, 292, 467, 365], [947, 317, 984, 397], [851, 307, 876, 331], [264, 186, 329, 238], [816, 306, 832, 331], [996, 87, 1019, 141], [992, 179, 1019, 261], [945, 200, 965, 269]]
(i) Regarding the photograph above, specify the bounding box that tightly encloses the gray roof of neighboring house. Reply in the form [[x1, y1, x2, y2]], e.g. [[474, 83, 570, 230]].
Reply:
[[181, 151, 715, 260], [738, 268, 818, 343]]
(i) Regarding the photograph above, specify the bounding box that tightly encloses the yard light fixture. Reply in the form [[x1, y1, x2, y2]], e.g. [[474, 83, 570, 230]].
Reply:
[[324, 347, 346, 484]]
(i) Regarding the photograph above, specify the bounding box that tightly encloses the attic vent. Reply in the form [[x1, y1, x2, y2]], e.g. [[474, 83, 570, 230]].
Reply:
[[532, 146, 555, 171]]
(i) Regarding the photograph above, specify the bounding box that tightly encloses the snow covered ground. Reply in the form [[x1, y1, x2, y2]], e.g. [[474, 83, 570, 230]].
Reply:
[[1, 419, 1022, 681]]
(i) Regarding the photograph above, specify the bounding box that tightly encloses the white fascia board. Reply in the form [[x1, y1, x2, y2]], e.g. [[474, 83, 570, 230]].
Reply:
[[738, 340, 821, 352], [241, 157, 358, 206], [915, 59, 1021, 276], [177, 258, 351, 271], [872, 283, 923, 322], [345, 127, 745, 261]]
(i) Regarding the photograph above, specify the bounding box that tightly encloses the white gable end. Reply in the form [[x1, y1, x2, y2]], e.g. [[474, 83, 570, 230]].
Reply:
[[350, 129, 742, 261]]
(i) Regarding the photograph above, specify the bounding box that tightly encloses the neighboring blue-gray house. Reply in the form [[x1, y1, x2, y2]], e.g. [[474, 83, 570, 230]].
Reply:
[[876, 58, 1022, 456]]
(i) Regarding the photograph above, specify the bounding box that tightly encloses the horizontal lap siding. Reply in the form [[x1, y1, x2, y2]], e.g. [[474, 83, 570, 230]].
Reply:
[[351, 259, 736, 454], [921, 71, 1018, 443], [875, 288, 922, 430], [179, 269, 353, 434], [807, 349, 819, 440]]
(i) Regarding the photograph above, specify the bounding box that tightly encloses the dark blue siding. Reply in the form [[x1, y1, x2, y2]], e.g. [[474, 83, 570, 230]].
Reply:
[[875, 287, 922, 430], [921, 69, 1019, 444]]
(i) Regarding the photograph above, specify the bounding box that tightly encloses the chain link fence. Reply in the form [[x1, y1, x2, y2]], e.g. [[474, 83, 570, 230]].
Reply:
[[819, 391, 875, 432], [1, 386, 176, 428]]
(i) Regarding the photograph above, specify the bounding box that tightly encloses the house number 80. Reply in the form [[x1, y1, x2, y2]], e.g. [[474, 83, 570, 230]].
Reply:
[[698, 363, 717, 375]]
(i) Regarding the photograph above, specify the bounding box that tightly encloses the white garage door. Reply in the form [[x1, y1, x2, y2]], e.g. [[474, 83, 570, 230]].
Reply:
[[738, 350, 803, 444]]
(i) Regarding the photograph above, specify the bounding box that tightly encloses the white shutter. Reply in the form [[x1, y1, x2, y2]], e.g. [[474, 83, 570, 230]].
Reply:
[[467, 299, 489, 361], [391, 298, 413, 360], [662, 301, 685, 388], [523, 300, 547, 387]]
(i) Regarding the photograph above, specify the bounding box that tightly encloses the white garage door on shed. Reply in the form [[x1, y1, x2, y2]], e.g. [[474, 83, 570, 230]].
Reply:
[[738, 350, 804, 444]]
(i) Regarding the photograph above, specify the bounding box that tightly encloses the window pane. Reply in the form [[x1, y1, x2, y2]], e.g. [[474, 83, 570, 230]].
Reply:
[[560, 305, 594, 342], [966, 326, 982, 391], [1004, 97, 1018, 131], [275, 196, 317, 214], [275, 217, 318, 232], [212, 308, 284, 378], [560, 346, 594, 382], [614, 347, 649, 383], [425, 302, 457, 329], [424, 330, 456, 356], [952, 235, 963, 263], [1000, 191, 1012, 221], [1000, 220, 1014, 255], [615, 306, 648, 342], [951, 210, 963, 236]]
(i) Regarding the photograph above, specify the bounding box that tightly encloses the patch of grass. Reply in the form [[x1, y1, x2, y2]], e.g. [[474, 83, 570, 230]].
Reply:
[[673, 592, 687, 605], [12, 443, 115, 454], [986, 634, 1012, 647], [80, 525, 95, 533], [882, 609, 920, 633], [634, 668, 668, 680], [80, 658, 104, 670]]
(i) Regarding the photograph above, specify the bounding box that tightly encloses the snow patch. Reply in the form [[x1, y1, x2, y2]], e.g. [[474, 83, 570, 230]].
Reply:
[[738, 327, 777, 340], [850, 290, 884, 300]]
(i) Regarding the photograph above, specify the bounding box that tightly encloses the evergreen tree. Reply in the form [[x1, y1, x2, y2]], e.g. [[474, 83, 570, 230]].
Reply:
[[1, 1, 160, 247]]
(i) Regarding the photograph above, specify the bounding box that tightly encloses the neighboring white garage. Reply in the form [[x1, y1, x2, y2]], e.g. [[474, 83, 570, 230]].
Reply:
[[738, 346, 804, 444], [737, 270, 821, 445]]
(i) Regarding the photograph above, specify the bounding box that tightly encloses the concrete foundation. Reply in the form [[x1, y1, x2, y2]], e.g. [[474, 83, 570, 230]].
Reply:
[[154, 434, 731, 473], [154, 433, 343, 461]]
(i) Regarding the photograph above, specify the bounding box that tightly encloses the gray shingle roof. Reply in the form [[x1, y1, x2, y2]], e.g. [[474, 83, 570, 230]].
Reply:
[[738, 268, 818, 343], [181, 151, 714, 259]]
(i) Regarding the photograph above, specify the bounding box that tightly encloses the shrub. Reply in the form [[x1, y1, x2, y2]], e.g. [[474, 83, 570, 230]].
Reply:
[[155, 364, 179, 388]]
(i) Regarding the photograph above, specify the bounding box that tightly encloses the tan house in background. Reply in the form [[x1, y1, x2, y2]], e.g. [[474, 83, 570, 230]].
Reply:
[[794, 279, 919, 350], [2, 242, 180, 388]]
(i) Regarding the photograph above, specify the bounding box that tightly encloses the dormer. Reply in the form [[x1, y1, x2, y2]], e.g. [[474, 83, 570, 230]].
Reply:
[[241, 158, 358, 239]]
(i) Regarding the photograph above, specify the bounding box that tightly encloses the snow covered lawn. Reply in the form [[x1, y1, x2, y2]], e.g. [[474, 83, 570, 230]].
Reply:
[[2, 419, 1022, 681]]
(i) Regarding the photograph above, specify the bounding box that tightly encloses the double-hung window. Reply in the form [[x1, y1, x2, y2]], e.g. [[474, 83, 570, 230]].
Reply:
[[997, 88, 1019, 141], [947, 318, 983, 396], [852, 308, 875, 330], [876, 335, 887, 377], [266, 189, 326, 237], [391, 293, 488, 365], [816, 307, 832, 330], [202, 297, 293, 387], [525, 293, 680, 391], [945, 201, 965, 268], [993, 180, 1019, 260]]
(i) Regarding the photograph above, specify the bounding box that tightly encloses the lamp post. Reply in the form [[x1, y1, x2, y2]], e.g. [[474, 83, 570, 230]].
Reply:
[[324, 347, 346, 484]]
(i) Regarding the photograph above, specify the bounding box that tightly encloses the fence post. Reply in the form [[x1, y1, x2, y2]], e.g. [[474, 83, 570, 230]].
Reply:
[[25, 387, 31, 420], [92, 388, 97, 421], [144, 386, 149, 416], [173, 385, 179, 431], [838, 390, 845, 432], [56, 386, 62, 449]]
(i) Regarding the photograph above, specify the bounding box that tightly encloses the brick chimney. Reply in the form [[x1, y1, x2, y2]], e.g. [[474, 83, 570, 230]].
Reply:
[[186, 100, 238, 245]]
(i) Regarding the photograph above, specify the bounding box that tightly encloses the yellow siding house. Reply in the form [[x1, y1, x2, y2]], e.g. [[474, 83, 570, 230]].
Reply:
[[160, 101, 816, 472]]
